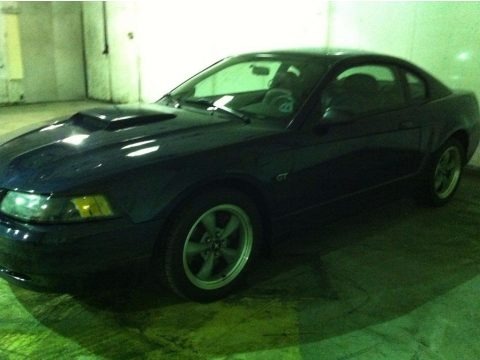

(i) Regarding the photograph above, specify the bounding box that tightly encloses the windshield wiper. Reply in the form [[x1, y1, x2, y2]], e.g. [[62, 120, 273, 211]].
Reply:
[[180, 98, 250, 124]]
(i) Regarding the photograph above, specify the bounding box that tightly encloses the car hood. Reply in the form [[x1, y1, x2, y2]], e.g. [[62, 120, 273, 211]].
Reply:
[[0, 103, 277, 192]]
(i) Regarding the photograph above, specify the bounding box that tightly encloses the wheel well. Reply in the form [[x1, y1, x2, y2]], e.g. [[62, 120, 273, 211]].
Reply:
[[450, 130, 469, 162], [162, 178, 273, 252]]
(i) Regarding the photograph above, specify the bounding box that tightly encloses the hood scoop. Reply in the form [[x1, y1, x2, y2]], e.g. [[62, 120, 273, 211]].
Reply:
[[71, 106, 177, 131]]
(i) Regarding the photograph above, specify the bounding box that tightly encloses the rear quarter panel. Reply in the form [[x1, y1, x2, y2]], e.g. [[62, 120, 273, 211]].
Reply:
[[421, 90, 480, 162]]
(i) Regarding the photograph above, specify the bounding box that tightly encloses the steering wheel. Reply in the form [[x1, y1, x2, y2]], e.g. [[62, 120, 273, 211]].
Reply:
[[263, 89, 295, 113]]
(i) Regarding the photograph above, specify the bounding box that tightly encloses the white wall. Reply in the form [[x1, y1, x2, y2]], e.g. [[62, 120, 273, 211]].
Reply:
[[83, 2, 141, 103], [106, 2, 140, 103], [19, 2, 56, 102], [328, 1, 480, 101], [83, 1, 480, 105], [82, 2, 111, 101], [51, 2, 86, 101], [19, 1, 85, 103], [138, 0, 329, 102], [1, 1, 479, 106], [84, 0, 329, 103], [0, 1, 24, 104], [0, 9, 8, 104]]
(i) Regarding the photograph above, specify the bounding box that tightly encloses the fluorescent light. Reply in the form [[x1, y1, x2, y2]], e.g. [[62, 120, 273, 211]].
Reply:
[[456, 52, 471, 61]]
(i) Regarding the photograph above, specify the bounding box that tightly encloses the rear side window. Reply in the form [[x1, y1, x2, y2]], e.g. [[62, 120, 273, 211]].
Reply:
[[406, 72, 428, 103], [323, 64, 405, 116], [339, 65, 394, 82]]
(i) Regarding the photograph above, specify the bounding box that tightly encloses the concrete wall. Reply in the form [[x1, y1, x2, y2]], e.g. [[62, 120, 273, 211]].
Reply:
[[51, 2, 86, 101], [83, 2, 141, 103], [328, 1, 480, 102], [0, 10, 7, 104], [83, 1, 480, 106], [19, 1, 85, 103], [82, 2, 111, 101], [83, 0, 329, 103], [19, 2, 56, 102], [1, 1, 479, 107], [0, 2, 24, 104], [106, 2, 140, 103]]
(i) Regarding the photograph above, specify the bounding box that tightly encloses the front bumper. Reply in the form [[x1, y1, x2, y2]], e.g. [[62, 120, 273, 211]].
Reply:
[[0, 214, 161, 291]]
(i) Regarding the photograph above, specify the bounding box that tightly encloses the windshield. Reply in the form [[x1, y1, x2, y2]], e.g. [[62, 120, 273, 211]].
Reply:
[[158, 54, 327, 125]]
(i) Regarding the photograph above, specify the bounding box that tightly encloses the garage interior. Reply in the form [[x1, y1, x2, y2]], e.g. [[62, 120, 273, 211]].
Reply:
[[0, 1, 480, 359]]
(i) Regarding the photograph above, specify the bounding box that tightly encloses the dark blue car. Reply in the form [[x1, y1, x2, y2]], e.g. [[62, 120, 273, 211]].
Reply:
[[0, 49, 479, 301]]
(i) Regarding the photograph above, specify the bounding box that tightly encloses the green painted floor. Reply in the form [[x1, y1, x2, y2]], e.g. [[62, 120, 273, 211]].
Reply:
[[0, 102, 480, 359]]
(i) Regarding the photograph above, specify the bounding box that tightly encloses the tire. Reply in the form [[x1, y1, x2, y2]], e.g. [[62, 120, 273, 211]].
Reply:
[[419, 138, 465, 206], [156, 188, 262, 302]]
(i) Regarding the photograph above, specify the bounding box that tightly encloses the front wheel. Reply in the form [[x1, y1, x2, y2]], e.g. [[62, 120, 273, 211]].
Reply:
[[419, 138, 465, 206], [156, 189, 262, 302]]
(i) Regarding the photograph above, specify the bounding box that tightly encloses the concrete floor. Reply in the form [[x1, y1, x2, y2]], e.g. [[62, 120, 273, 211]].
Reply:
[[0, 101, 480, 359]]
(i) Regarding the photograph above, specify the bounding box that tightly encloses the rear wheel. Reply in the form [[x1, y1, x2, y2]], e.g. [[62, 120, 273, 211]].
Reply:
[[156, 189, 262, 302], [420, 138, 465, 206]]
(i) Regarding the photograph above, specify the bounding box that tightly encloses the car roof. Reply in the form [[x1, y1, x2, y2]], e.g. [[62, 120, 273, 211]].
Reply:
[[239, 47, 381, 59], [237, 47, 410, 67], [270, 47, 376, 56]]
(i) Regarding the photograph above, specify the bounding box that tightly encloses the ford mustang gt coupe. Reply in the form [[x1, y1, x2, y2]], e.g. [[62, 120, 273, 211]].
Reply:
[[0, 49, 479, 301]]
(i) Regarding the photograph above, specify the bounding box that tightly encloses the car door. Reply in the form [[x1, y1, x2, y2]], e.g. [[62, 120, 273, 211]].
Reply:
[[289, 63, 423, 211]]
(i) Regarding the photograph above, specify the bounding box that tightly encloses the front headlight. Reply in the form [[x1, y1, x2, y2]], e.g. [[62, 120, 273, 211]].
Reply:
[[0, 191, 115, 223]]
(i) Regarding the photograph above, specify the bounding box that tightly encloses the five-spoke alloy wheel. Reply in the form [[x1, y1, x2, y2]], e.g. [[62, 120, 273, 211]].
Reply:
[[433, 145, 462, 200], [182, 204, 253, 290], [156, 189, 262, 301], [421, 138, 465, 206]]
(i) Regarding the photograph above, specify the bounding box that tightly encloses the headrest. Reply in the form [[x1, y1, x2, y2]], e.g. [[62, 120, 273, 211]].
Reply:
[[343, 74, 378, 94]]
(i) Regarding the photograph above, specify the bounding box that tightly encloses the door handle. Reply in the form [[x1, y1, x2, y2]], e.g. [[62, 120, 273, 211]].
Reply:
[[399, 120, 416, 129]]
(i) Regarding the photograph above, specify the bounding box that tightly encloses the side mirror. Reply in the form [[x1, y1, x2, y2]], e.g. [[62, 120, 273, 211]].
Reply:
[[321, 107, 354, 125], [313, 107, 355, 135]]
